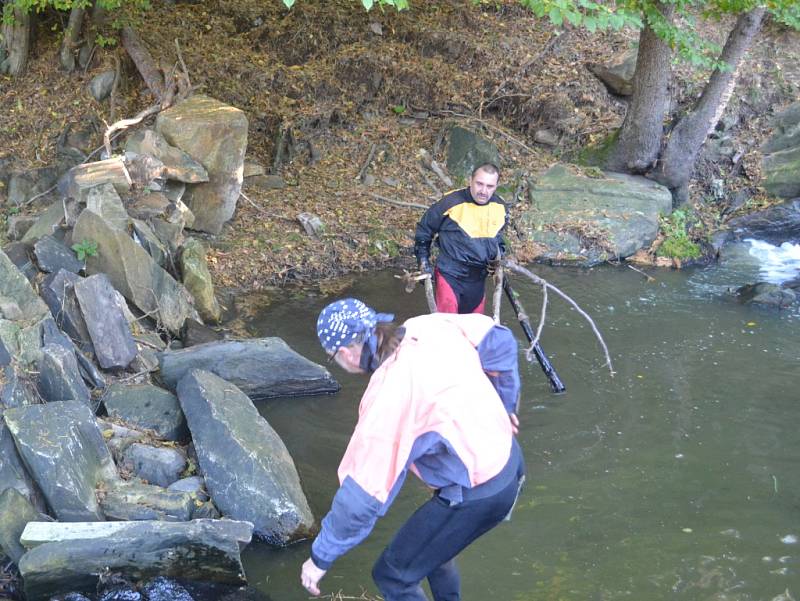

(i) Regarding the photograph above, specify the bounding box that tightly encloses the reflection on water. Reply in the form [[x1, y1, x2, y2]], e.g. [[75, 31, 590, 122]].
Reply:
[[238, 260, 800, 600]]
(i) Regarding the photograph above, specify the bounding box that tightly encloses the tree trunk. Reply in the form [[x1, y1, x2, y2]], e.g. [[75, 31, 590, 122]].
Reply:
[[1, 5, 32, 76], [121, 25, 166, 103], [652, 8, 766, 204], [59, 4, 86, 71], [605, 2, 675, 173]]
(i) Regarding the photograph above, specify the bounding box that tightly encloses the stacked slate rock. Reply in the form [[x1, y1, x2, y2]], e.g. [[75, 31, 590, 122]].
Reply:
[[0, 95, 341, 601]]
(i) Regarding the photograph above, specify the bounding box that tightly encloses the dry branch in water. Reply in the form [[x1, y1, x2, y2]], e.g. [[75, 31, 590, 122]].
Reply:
[[502, 258, 614, 375]]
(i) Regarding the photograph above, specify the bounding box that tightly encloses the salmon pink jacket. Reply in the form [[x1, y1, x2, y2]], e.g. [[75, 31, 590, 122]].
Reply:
[[311, 312, 520, 570]]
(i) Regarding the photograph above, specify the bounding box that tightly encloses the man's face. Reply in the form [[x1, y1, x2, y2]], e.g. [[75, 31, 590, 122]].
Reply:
[[469, 168, 499, 205]]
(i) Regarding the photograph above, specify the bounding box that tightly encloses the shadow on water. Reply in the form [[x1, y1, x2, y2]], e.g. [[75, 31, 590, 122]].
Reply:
[[237, 255, 800, 601]]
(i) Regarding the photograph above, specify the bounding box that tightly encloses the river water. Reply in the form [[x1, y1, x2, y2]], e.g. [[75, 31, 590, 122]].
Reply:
[[238, 241, 800, 601]]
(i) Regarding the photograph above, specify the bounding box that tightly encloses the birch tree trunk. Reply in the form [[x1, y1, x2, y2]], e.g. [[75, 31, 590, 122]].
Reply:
[[652, 8, 766, 205]]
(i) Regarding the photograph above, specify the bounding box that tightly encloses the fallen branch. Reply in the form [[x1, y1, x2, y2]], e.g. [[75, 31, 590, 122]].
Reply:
[[503, 258, 614, 375], [369, 193, 428, 210], [626, 264, 656, 282], [121, 25, 168, 104], [240, 191, 296, 222], [174, 38, 192, 92], [395, 270, 436, 312], [491, 263, 503, 323], [418, 149, 453, 188], [103, 104, 161, 159], [358, 143, 378, 182], [415, 163, 441, 197]]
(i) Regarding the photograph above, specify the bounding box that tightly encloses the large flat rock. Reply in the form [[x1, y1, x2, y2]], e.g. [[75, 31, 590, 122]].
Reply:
[[19, 519, 253, 600], [522, 164, 673, 265], [177, 369, 315, 544], [3, 401, 118, 521], [159, 338, 339, 400]]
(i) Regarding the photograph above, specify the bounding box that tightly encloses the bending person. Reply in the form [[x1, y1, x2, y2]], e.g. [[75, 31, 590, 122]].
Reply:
[[414, 163, 508, 314], [301, 298, 525, 600]]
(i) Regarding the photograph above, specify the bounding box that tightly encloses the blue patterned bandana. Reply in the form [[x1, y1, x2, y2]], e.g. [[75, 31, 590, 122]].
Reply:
[[316, 298, 394, 356]]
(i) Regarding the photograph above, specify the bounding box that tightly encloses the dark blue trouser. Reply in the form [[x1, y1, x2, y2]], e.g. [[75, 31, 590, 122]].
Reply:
[[372, 451, 524, 601]]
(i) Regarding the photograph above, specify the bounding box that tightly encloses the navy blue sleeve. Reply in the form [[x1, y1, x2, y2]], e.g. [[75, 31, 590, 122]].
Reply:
[[310, 475, 384, 570], [476, 324, 520, 414], [414, 197, 450, 261]]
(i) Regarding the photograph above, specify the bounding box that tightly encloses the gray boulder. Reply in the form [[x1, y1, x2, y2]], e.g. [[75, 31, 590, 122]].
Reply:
[[735, 282, 797, 308], [37, 343, 92, 408], [33, 235, 84, 274], [40, 269, 93, 353], [5, 214, 37, 241], [21, 200, 66, 245], [19, 519, 253, 600], [41, 317, 105, 391], [1, 365, 39, 407], [121, 443, 186, 488], [761, 102, 800, 154], [103, 383, 187, 441], [74, 273, 138, 369], [88, 70, 116, 101], [522, 164, 673, 265], [125, 129, 209, 183], [156, 95, 248, 234], [0, 340, 9, 368], [762, 147, 800, 200], [3, 401, 118, 521], [0, 488, 43, 563], [726, 199, 800, 244], [761, 102, 800, 199], [180, 237, 222, 323], [85, 183, 130, 231], [159, 338, 339, 400], [73, 209, 194, 335], [587, 48, 637, 96], [0, 249, 49, 321], [98, 479, 194, 521], [176, 369, 315, 544], [7, 166, 60, 207], [446, 126, 500, 182], [131, 218, 168, 267], [0, 420, 46, 513], [167, 475, 209, 501], [2, 241, 38, 282]]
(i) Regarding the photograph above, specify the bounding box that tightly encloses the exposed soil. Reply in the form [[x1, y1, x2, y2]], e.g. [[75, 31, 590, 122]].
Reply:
[[2, 0, 799, 298]]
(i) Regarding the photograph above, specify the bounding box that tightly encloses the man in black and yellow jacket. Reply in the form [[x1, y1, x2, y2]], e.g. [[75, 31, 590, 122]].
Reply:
[[414, 163, 507, 314]]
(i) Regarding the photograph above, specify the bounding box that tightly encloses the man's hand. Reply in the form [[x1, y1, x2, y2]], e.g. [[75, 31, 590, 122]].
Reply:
[[301, 557, 327, 596], [509, 412, 519, 435], [418, 257, 433, 276]]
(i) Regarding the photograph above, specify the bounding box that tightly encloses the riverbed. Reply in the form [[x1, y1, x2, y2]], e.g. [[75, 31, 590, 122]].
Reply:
[[239, 241, 800, 600]]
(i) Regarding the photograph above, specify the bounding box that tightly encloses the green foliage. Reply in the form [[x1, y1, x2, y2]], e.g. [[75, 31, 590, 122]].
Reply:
[[391, 104, 406, 115], [94, 33, 118, 47], [656, 210, 701, 260], [2, 0, 151, 29], [72, 238, 98, 262]]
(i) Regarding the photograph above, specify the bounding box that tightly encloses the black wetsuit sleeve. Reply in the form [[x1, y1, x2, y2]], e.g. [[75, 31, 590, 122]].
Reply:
[[414, 199, 448, 262]]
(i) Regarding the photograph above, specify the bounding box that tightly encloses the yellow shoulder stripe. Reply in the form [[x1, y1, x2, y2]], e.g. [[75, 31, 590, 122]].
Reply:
[[444, 202, 505, 238]]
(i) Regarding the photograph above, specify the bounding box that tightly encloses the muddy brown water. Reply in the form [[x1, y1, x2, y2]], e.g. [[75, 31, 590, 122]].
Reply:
[[238, 247, 800, 600]]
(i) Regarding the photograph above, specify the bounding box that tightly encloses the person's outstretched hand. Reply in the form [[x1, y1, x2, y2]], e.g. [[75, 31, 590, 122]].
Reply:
[[301, 557, 327, 596]]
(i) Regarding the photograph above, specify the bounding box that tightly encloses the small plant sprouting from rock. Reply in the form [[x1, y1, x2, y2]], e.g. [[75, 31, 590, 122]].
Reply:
[[72, 239, 99, 262], [657, 210, 701, 260]]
